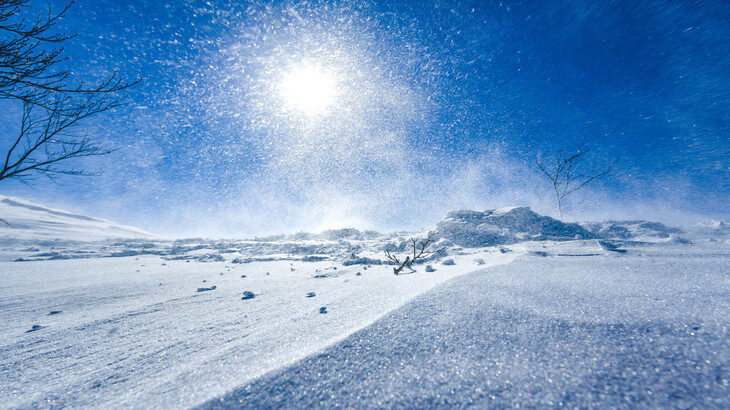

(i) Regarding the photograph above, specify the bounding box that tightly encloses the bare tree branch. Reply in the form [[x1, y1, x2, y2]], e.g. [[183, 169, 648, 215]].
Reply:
[[0, 0, 139, 108], [535, 149, 615, 218], [0, 0, 138, 186], [0, 99, 115, 182], [384, 232, 437, 275]]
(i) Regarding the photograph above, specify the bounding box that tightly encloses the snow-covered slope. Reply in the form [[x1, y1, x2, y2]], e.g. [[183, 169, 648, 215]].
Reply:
[[0, 195, 152, 241]]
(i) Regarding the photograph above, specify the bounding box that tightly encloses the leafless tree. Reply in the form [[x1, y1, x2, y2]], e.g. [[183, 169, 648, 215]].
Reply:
[[0, 0, 137, 184], [384, 232, 437, 275], [535, 150, 614, 218]]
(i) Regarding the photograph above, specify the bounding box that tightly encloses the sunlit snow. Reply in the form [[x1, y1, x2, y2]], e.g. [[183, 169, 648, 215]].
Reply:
[[1, 0, 728, 408]]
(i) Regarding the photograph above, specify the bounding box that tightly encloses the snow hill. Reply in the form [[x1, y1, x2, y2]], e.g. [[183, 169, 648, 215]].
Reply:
[[0, 195, 152, 241], [437, 207, 593, 247], [436, 206, 695, 247]]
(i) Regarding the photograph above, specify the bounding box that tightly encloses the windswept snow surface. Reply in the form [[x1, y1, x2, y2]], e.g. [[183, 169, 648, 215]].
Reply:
[[1, 201, 728, 408], [0, 238, 514, 408], [206, 240, 730, 408]]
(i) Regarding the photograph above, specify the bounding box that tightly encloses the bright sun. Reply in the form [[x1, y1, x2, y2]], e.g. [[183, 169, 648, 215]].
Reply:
[[279, 64, 337, 116]]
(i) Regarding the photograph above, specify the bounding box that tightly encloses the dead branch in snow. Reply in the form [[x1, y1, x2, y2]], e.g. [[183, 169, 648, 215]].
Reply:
[[384, 232, 437, 275]]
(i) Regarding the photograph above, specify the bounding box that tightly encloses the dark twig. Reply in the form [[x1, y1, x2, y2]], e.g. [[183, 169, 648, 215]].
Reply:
[[384, 232, 437, 275]]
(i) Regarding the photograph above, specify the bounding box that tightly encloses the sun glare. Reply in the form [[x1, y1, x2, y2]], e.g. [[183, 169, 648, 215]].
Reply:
[[279, 64, 338, 116]]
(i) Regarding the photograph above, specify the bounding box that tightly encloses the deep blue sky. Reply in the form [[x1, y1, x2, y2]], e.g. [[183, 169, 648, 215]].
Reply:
[[2, 0, 728, 236]]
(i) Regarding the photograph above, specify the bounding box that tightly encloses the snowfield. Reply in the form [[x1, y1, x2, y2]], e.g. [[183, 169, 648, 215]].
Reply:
[[0, 197, 728, 408], [206, 241, 729, 409], [0, 248, 515, 408]]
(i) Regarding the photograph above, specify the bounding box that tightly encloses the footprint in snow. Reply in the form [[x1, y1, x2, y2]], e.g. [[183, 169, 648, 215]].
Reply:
[[197, 286, 216, 292], [26, 325, 45, 333], [319, 307, 328, 314]]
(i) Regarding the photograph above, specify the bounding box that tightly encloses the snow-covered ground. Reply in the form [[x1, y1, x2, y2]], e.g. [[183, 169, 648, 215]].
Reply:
[[206, 240, 729, 408], [0, 198, 728, 408], [1, 251, 518, 408]]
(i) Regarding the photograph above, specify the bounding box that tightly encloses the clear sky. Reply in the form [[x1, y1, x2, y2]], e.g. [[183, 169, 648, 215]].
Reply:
[[2, 0, 728, 236]]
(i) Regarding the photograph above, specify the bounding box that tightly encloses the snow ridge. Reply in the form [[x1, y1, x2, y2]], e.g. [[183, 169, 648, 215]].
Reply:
[[0, 195, 152, 241]]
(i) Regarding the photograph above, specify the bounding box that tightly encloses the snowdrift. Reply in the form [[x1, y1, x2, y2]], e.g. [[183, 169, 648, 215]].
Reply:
[[436, 207, 699, 247], [0, 195, 152, 241], [581, 220, 684, 240], [436, 207, 593, 247]]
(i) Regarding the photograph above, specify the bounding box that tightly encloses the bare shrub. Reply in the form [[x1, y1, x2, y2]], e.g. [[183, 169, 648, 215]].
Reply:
[[384, 232, 436, 275]]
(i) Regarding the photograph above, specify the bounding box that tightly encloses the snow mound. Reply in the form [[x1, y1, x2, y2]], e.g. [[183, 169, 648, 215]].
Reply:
[[581, 220, 684, 241], [690, 219, 730, 243], [436, 207, 593, 247], [698, 219, 729, 230], [0, 195, 152, 242]]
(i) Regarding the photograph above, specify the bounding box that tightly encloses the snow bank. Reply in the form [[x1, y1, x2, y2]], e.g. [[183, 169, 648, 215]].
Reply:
[[436, 207, 697, 247], [582, 220, 685, 241], [436, 207, 593, 247], [691, 219, 730, 243]]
